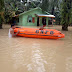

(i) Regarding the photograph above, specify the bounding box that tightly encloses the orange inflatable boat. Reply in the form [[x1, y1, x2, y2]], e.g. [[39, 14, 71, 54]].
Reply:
[[14, 27, 65, 39]]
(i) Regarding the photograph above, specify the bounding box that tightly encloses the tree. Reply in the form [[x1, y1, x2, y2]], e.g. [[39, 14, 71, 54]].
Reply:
[[25, 1, 41, 11], [4, 0, 26, 23], [0, 0, 4, 29], [41, 0, 49, 12], [61, 0, 72, 31], [69, 0, 72, 25], [69, 8, 72, 25]]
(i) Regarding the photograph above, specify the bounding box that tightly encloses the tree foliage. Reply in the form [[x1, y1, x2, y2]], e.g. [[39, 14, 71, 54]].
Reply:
[[61, 0, 72, 31], [0, 0, 4, 29], [41, 0, 49, 12], [4, 0, 42, 23], [0, 0, 72, 31], [4, 0, 27, 23]]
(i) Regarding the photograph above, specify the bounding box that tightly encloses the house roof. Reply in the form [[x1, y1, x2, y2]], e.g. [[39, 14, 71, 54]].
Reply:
[[19, 7, 42, 16], [14, 7, 55, 18], [36, 14, 55, 18]]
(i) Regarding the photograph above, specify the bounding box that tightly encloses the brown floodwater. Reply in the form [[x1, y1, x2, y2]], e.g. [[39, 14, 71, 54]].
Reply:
[[0, 24, 72, 72]]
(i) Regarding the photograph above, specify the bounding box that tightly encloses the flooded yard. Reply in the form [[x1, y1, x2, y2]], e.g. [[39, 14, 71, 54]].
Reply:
[[0, 24, 72, 72]]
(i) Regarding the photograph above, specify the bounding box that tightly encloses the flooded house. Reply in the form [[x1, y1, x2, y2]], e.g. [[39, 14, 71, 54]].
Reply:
[[16, 7, 55, 26]]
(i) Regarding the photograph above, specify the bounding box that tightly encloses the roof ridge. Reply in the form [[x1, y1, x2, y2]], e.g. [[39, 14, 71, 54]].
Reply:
[[19, 7, 42, 16]]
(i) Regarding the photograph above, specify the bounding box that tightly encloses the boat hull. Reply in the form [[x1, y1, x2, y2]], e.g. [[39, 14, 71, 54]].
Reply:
[[14, 27, 65, 39]]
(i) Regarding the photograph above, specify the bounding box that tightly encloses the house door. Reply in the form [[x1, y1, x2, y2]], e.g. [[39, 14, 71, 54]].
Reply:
[[37, 17, 39, 26], [48, 18, 52, 25], [42, 17, 46, 25]]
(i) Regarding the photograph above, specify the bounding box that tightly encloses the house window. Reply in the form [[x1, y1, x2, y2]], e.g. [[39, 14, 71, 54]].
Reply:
[[32, 17, 35, 23], [28, 15, 32, 23]]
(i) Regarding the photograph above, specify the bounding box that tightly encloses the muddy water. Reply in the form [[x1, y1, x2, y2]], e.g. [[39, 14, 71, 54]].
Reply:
[[0, 24, 72, 72]]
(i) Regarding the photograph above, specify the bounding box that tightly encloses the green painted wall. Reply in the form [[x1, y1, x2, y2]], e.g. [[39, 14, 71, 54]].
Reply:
[[18, 8, 49, 26]]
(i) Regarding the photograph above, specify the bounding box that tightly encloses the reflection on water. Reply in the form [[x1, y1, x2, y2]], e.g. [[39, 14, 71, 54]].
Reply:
[[0, 25, 72, 72], [31, 43, 46, 72], [66, 57, 72, 72], [12, 47, 25, 69], [31, 43, 56, 72]]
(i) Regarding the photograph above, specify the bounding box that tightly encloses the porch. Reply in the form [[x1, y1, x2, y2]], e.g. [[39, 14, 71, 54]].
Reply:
[[35, 14, 55, 26]]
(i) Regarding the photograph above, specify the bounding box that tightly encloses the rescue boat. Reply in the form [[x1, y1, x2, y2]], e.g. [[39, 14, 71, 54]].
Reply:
[[14, 27, 65, 39]]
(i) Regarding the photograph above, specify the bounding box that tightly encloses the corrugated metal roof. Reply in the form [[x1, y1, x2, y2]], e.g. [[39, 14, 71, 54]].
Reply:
[[36, 14, 55, 18]]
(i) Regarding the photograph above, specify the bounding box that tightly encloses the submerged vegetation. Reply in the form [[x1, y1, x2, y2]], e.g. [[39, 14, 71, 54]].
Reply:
[[0, 0, 72, 30]]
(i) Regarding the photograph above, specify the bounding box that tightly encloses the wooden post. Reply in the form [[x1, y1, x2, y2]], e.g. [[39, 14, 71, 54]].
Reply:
[[46, 17, 48, 26], [39, 17, 40, 25], [52, 18, 53, 26]]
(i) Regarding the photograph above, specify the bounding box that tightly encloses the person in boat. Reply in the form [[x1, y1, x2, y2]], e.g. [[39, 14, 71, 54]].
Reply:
[[8, 24, 19, 38], [39, 25, 46, 30], [39, 17, 46, 30]]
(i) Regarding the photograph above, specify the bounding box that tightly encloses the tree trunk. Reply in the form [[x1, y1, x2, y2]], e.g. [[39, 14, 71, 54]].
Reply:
[[0, 15, 2, 29], [51, 7, 54, 15], [0, 24, 2, 29], [62, 24, 68, 31]]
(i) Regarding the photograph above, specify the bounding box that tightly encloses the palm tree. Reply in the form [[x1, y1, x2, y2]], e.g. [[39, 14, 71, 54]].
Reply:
[[0, 0, 4, 29], [61, 0, 72, 31], [41, 0, 49, 12], [4, 0, 26, 23]]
